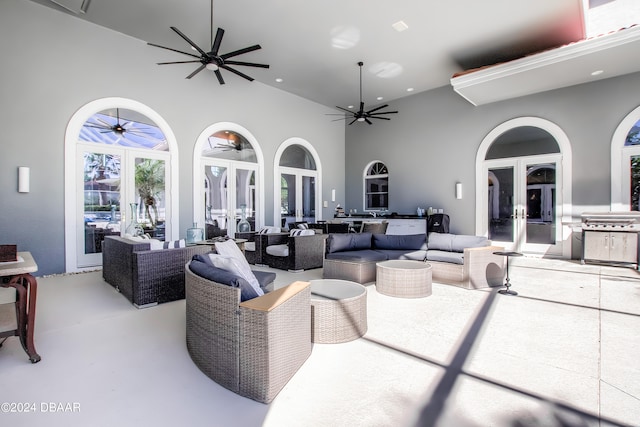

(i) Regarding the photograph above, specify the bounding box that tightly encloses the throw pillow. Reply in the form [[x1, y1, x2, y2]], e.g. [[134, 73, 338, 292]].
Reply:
[[297, 222, 309, 229], [213, 240, 263, 297], [163, 239, 186, 249], [289, 229, 315, 237]]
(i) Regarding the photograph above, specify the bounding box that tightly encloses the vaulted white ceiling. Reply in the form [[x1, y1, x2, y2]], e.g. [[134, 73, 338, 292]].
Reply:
[[29, 0, 640, 108]]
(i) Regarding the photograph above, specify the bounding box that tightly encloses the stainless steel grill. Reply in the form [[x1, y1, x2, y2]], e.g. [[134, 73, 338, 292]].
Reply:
[[580, 211, 640, 231]]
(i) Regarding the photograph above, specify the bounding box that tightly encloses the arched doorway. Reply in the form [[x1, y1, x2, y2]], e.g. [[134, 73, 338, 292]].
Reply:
[[194, 123, 264, 237], [274, 139, 322, 229], [476, 117, 572, 258], [64, 98, 178, 272], [611, 105, 640, 211]]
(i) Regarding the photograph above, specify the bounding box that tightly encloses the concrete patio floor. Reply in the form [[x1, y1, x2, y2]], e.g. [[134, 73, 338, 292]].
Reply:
[[0, 257, 638, 426]]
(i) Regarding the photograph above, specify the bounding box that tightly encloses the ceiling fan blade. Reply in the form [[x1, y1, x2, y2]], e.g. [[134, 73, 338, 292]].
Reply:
[[96, 118, 113, 127], [366, 104, 389, 114], [348, 118, 358, 125], [369, 111, 398, 115], [84, 123, 110, 130], [220, 64, 254, 81], [365, 118, 373, 125], [335, 106, 354, 114], [211, 28, 224, 55], [186, 64, 206, 79], [369, 116, 391, 120], [156, 60, 202, 65], [170, 26, 208, 57], [147, 42, 200, 59], [331, 117, 349, 122], [220, 44, 261, 60], [224, 60, 269, 69], [214, 69, 225, 85]]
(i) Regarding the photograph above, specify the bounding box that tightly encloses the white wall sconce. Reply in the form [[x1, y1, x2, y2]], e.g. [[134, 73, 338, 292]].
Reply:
[[18, 167, 30, 193], [331, 189, 336, 202], [455, 182, 462, 200]]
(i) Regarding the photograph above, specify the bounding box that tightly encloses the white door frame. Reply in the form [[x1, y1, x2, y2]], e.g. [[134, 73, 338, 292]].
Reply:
[[194, 122, 265, 233], [611, 105, 640, 211], [273, 138, 323, 226], [476, 117, 572, 258], [64, 97, 179, 273]]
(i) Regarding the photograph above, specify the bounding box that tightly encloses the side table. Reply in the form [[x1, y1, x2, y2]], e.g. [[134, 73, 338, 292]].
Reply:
[[493, 251, 523, 296], [0, 251, 41, 363]]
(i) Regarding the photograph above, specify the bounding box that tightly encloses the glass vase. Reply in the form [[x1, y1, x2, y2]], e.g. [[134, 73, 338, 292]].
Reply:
[[125, 203, 144, 237], [237, 204, 251, 233], [186, 222, 204, 244]]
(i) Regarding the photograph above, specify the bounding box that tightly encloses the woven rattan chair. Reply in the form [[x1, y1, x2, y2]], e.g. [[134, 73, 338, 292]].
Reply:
[[102, 236, 211, 308], [185, 266, 312, 403], [260, 232, 328, 272]]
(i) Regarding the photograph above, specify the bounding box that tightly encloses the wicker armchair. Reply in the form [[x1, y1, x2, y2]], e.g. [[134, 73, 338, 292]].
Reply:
[[260, 232, 328, 272], [185, 267, 311, 403], [102, 236, 210, 308]]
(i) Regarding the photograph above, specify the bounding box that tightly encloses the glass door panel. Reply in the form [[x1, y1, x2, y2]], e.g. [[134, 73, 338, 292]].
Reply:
[[302, 175, 316, 223], [523, 162, 557, 248], [488, 166, 515, 244], [631, 155, 640, 210], [204, 165, 229, 232], [486, 158, 561, 255], [235, 168, 255, 232], [80, 151, 122, 267], [134, 157, 166, 239], [281, 173, 296, 227]]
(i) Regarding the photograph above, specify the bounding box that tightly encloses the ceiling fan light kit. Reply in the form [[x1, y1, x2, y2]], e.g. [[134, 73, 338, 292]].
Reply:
[[330, 61, 398, 125]]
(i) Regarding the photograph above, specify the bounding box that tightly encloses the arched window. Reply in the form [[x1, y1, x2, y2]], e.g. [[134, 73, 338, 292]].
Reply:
[[274, 139, 322, 228], [194, 123, 264, 237], [612, 107, 640, 211], [65, 98, 177, 272], [364, 161, 389, 211]]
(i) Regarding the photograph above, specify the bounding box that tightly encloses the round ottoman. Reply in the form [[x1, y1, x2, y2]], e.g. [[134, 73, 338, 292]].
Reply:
[[376, 260, 432, 298]]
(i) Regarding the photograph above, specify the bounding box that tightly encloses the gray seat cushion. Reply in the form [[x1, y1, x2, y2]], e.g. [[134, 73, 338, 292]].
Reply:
[[266, 244, 288, 257], [426, 250, 464, 265]]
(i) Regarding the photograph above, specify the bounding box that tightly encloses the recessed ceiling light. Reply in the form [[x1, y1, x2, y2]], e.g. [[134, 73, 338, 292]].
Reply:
[[275, 78, 283, 83], [348, 105, 354, 109], [591, 70, 604, 76], [407, 87, 414, 92], [392, 20, 409, 32], [377, 96, 383, 101]]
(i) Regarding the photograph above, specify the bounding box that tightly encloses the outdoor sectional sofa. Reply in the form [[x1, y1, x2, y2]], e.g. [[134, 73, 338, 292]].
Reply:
[[323, 232, 505, 289]]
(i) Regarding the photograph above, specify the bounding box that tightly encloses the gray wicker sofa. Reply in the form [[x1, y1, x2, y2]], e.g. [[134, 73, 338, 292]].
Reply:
[[323, 232, 505, 289], [185, 265, 311, 403], [102, 236, 211, 308]]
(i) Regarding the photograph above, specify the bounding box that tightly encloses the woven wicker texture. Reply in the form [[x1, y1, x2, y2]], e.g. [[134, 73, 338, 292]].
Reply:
[[309, 279, 367, 344], [376, 260, 433, 298], [103, 236, 211, 307], [261, 233, 328, 271], [322, 258, 377, 284], [185, 267, 311, 403]]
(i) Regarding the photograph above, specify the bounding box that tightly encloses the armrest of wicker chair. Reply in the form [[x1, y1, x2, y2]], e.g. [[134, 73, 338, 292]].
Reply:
[[185, 266, 311, 404], [238, 281, 311, 403]]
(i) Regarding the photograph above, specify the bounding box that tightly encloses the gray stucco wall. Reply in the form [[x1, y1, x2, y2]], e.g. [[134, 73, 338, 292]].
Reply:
[[0, 0, 345, 275], [345, 70, 640, 235]]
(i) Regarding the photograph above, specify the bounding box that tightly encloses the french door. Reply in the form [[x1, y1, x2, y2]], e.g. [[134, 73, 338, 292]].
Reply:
[[280, 167, 317, 227], [202, 159, 258, 236], [77, 143, 170, 267], [484, 154, 562, 256]]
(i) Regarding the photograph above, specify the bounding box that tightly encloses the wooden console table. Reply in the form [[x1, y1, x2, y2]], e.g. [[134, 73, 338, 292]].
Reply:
[[0, 251, 41, 363]]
